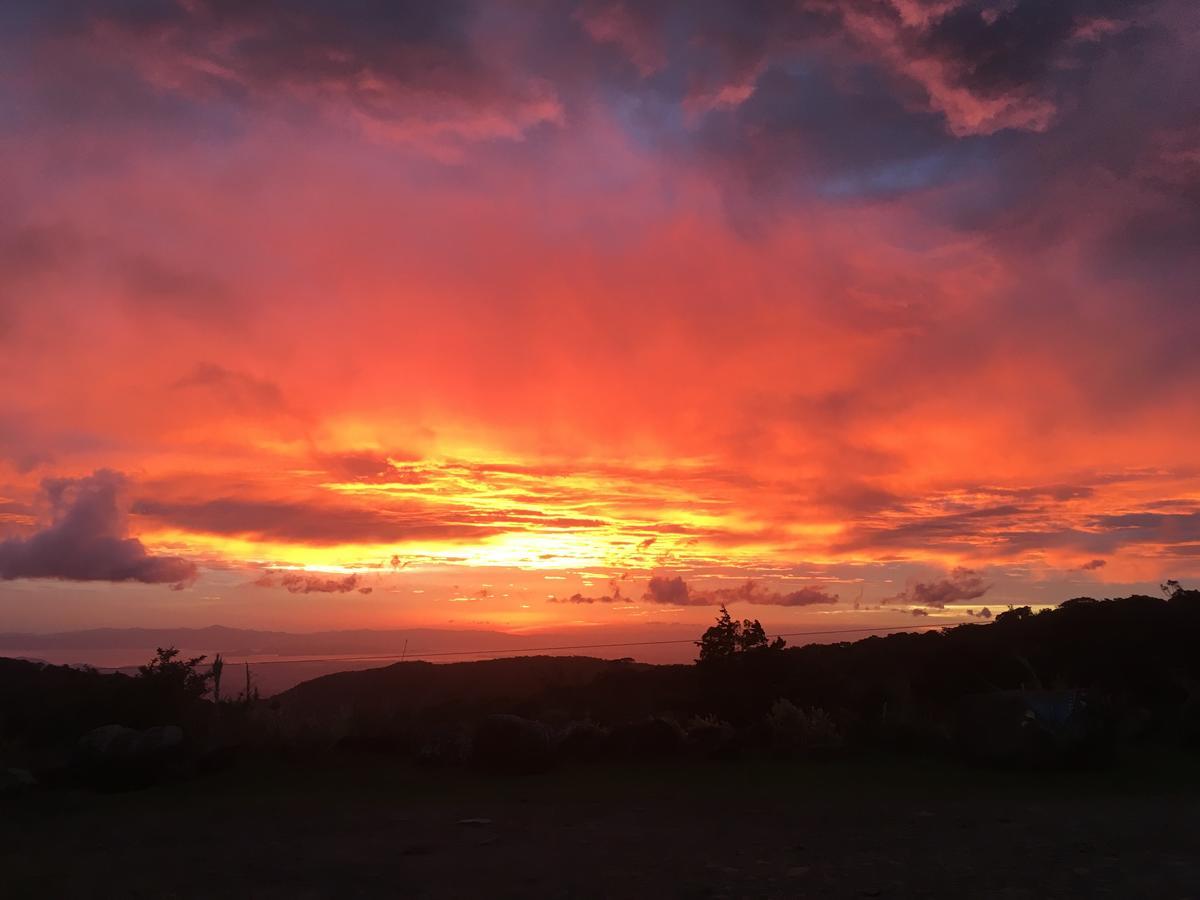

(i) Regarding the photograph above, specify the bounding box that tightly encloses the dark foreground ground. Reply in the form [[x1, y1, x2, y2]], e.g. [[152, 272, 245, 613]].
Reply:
[[4, 751, 1200, 899]]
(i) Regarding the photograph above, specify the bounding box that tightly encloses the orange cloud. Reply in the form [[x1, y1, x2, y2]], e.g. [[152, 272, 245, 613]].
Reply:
[[1, 0, 1197, 632]]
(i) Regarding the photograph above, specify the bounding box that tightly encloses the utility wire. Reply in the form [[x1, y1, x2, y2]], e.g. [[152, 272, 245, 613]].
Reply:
[[171, 619, 984, 672]]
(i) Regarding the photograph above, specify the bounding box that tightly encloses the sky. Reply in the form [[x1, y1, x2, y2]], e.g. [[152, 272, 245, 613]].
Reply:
[[1, 0, 1199, 637]]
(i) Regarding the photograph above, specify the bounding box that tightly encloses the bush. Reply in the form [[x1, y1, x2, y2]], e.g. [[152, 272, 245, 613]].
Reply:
[[337, 709, 415, 756], [859, 703, 950, 754], [611, 716, 685, 759], [684, 715, 736, 759], [766, 699, 842, 757], [470, 715, 553, 774], [416, 725, 470, 767], [556, 720, 610, 762]]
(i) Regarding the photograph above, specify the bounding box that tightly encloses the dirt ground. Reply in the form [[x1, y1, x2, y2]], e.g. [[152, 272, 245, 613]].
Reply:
[[4, 751, 1200, 899]]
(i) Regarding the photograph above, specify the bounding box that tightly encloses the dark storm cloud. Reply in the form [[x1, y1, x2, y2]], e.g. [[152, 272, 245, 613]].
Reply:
[[643, 0, 1200, 317], [549, 578, 630, 604], [835, 504, 1026, 553], [1090, 511, 1200, 547], [254, 571, 372, 594], [883, 567, 989, 608], [576, 0, 1175, 219], [11, 0, 477, 75], [550, 592, 620, 605], [552, 593, 614, 604], [0, 470, 196, 586], [914, 0, 1152, 94], [642, 575, 695, 605], [989, 509, 1200, 559], [3, 0, 564, 149], [8, 0, 1193, 235], [826, 468, 1200, 562], [642, 575, 839, 606]]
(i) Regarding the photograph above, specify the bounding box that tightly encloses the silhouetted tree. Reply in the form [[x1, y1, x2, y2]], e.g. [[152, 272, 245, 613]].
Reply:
[[1161, 579, 1200, 605], [241, 661, 259, 703], [696, 606, 785, 663], [137, 647, 211, 717], [211, 653, 224, 704], [995, 605, 1033, 627]]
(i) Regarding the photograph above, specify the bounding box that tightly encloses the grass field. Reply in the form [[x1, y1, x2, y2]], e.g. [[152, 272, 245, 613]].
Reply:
[[4, 750, 1200, 898]]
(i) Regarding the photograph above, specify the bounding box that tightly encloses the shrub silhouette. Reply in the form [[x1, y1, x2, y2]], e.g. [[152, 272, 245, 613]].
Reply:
[[611, 716, 685, 759], [136, 646, 211, 721], [765, 699, 842, 756], [684, 714, 736, 759], [470, 714, 553, 774], [556, 720, 610, 762]]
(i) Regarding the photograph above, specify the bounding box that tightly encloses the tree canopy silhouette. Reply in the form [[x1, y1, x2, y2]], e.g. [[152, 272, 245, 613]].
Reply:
[[696, 606, 785, 663], [137, 646, 212, 710]]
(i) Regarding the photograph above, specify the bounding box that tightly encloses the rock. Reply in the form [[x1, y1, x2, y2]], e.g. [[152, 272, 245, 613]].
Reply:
[[134, 725, 184, 757], [78, 724, 140, 760], [78, 724, 183, 764]]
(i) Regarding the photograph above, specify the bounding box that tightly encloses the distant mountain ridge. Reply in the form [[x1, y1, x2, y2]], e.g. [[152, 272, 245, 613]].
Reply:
[[0, 625, 529, 657], [0, 623, 710, 694]]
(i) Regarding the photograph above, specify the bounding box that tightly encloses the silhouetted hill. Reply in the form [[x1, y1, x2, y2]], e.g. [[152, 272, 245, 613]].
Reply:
[[0, 623, 714, 694], [276, 655, 675, 718], [267, 588, 1200, 752], [7, 589, 1200, 771]]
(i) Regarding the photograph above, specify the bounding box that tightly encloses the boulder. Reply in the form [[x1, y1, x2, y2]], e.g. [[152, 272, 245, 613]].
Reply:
[[77, 724, 183, 764], [134, 725, 185, 758], [77, 724, 140, 760]]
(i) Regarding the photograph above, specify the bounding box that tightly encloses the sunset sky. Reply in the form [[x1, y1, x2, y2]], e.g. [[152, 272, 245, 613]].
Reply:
[[1, 0, 1198, 636]]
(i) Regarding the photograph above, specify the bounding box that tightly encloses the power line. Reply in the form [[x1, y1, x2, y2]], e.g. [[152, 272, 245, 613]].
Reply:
[[102, 620, 975, 670]]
